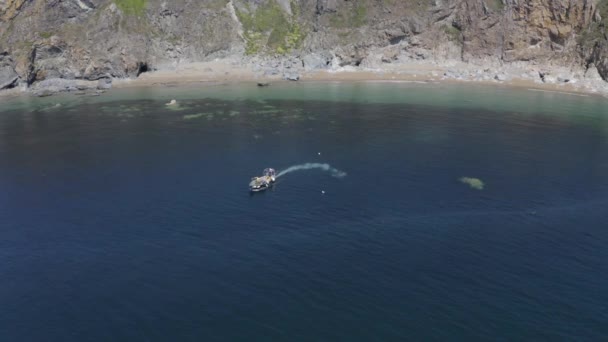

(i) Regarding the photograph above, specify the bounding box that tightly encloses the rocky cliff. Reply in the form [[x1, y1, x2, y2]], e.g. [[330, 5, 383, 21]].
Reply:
[[1, 0, 607, 92]]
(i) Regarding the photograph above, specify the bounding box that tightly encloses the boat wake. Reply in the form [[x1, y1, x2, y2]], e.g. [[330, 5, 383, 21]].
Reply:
[[276, 163, 347, 178]]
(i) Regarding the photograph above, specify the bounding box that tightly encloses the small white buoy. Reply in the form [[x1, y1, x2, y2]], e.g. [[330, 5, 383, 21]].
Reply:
[[321, 190, 325, 194], [318, 152, 321, 155], [166, 99, 177, 106]]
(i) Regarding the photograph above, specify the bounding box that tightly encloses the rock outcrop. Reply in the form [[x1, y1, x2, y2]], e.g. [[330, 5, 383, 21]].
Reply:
[[0, 0, 607, 93], [0, 51, 18, 89]]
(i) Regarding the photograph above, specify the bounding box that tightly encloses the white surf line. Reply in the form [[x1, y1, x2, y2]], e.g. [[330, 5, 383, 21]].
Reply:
[[365, 80, 430, 84], [527, 88, 590, 97]]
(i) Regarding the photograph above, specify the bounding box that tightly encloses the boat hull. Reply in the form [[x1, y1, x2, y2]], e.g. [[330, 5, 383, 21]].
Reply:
[[249, 168, 276, 193], [249, 181, 274, 192], [249, 186, 268, 192]]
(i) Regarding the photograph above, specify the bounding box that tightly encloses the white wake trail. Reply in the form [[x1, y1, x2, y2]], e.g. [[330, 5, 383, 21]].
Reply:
[[276, 163, 347, 178]]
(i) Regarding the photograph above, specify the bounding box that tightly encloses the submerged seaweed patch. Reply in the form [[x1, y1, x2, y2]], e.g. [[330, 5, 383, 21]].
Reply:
[[183, 113, 205, 120], [460, 177, 485, 190], [165, 104, 187, 111], [39, 103, 62, 112], [254, 109, 282, 114]]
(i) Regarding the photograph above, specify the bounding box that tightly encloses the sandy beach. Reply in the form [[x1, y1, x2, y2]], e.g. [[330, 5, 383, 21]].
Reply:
[[110, 59, 606, 99], [1, 59, 605, 100]]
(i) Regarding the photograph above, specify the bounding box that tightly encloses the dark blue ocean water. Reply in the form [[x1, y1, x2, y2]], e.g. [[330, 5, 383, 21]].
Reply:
[[1, 83, 608, 340]]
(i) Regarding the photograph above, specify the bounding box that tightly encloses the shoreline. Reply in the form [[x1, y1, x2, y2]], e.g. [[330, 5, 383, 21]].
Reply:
[[2, 60, 607, 100], [106, 59, 608, 99]]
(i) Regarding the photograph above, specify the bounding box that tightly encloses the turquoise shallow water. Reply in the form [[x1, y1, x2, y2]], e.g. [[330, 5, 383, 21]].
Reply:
[[1, 83, 608, 340], [4, 81, 608, 115]]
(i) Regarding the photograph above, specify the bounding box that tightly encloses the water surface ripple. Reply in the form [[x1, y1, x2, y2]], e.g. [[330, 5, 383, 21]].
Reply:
[[1, 83, 607, 340]]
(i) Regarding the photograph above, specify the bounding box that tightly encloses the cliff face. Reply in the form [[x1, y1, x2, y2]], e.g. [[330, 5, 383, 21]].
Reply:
[[0, 0, 607, 90]]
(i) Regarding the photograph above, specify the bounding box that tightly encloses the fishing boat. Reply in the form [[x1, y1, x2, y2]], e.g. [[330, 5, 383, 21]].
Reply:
[[249, 168, 276, 192]]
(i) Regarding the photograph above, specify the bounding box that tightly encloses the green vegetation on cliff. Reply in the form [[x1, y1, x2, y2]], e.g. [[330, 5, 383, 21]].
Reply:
[[204, 0, 229, 11], [443, 24, 463, 44], [485, 0, 505, 11], [330, 2, 367, 28], [39, 32, 53, 39], [236, 0, 305, 55], [579, 0, 608, 49], [114, 0, 147, 16]]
